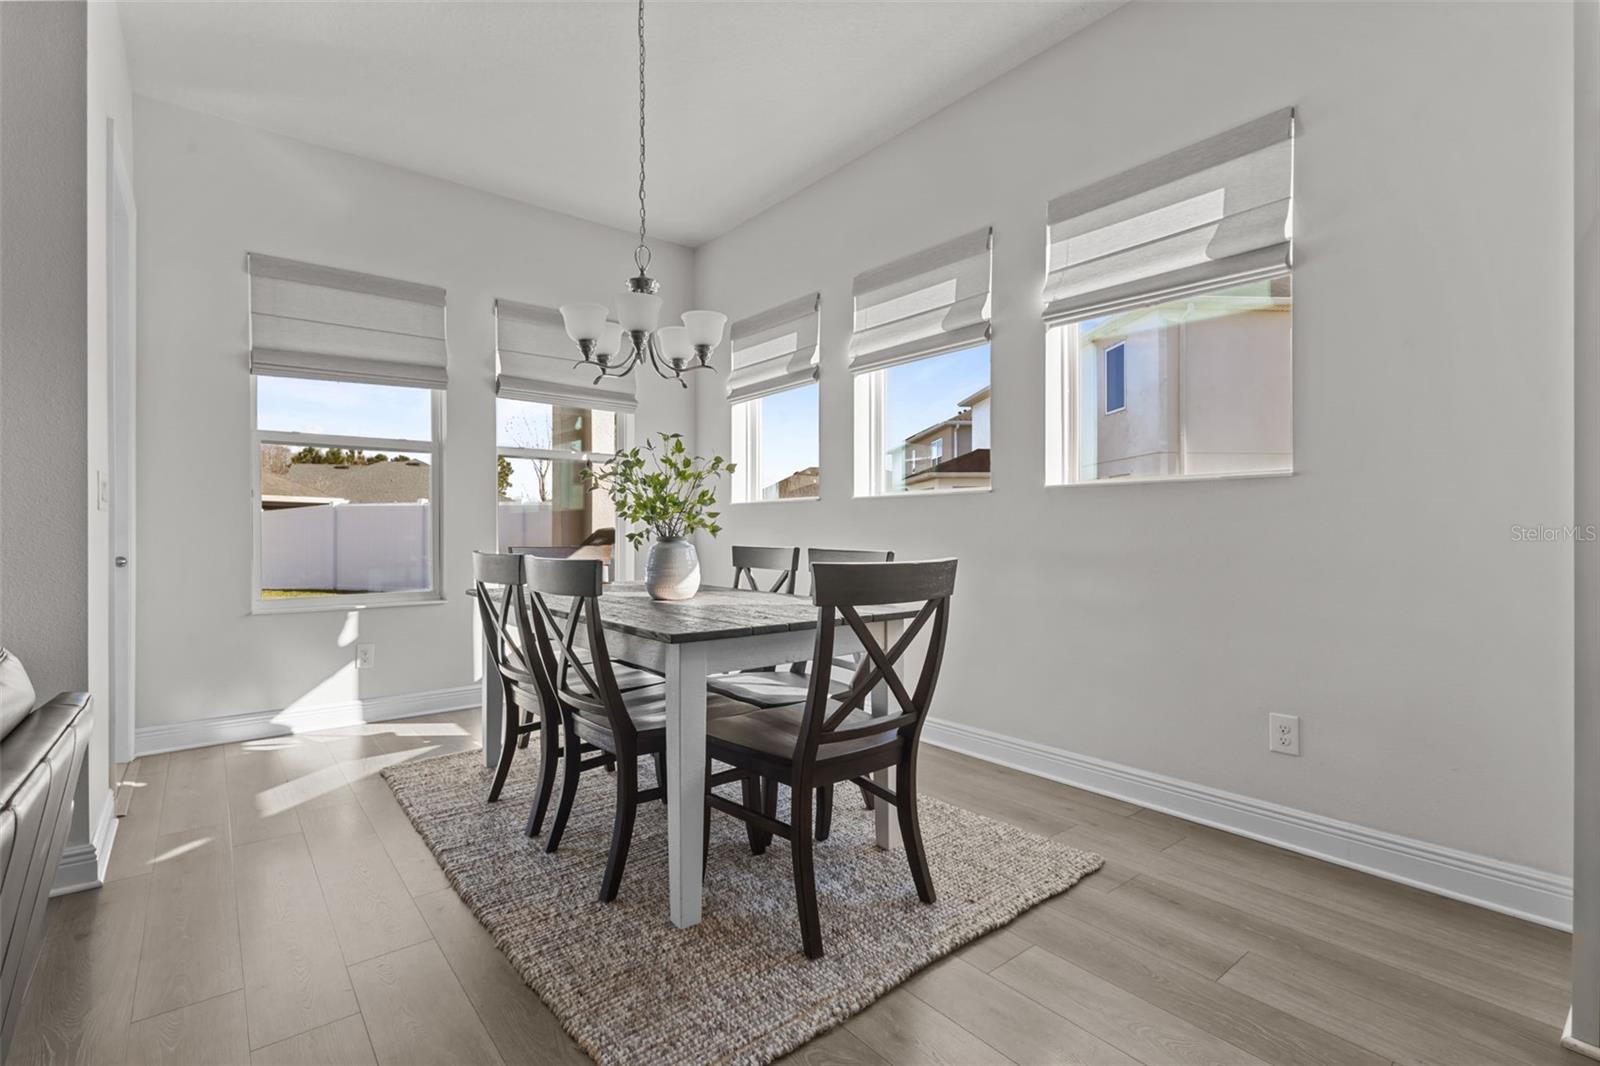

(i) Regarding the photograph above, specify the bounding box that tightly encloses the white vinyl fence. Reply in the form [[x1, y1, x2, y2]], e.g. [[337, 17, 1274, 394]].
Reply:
[[260, 502, 560, 591]]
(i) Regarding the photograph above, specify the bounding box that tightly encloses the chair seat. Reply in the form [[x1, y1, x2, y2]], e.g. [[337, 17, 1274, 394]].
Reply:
[[585, 660, 661, 693], [705, 666, 852, 710], [570, 684, 756, 737], [706, 702, 899, 765]]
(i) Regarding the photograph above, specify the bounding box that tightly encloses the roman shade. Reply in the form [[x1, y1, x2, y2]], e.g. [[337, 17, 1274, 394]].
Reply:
[[848, 227, 992, 374], [726, 294, 820, 404], [248, 253, 449, 388], [495, 300, 638, 412], [1043, 107, 1294, 324]]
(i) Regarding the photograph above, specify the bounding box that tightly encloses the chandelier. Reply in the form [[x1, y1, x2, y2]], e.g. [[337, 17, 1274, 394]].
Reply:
[[560, 0, 725, 386]]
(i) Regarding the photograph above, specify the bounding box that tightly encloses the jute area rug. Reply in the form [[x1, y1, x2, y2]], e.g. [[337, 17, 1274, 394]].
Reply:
[[383, 749, 1102, 1066]]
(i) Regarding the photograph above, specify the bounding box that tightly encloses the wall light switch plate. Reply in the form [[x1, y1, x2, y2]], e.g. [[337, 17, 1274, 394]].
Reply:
[[356, 644, 375, 669], [1270, 713, 1300, 756]]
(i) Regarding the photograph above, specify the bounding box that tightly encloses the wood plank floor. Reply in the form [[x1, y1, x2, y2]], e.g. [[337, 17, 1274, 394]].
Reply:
[[10, 713, 1581, 1066]]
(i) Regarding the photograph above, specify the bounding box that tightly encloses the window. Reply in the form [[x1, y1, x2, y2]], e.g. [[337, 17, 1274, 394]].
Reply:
[[1104, 343, 1126, 414], [731, 383, 820, 501], [857, 343, 991, 494], [248, 253, 448, 609], [1043, 107, 1294, 486], [1047, 274, 1292, 484], [848, 228, 993, 496], [496, 397, 628, 559], [255, 378, 442, 604]]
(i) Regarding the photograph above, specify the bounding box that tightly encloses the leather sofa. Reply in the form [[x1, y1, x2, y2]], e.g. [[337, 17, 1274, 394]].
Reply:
[[0, 648, 92, 1059]]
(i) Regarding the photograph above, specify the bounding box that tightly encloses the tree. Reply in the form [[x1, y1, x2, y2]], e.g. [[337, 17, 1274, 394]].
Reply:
[[501, 412, 552, 501], [497, 456, 513, 498], [261, 444, 292, 477]]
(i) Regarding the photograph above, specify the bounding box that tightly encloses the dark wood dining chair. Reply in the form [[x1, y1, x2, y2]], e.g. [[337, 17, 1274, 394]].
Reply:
[[523, 556, 752, 901], [704, 558, 957, 958], [731, 545, 800, 593]]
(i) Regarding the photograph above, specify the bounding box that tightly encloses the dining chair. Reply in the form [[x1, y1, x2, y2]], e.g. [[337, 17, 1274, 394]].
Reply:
[[523, 556, 753, 901], [704, 557, 957, 958], [731, 545, 800, 593]]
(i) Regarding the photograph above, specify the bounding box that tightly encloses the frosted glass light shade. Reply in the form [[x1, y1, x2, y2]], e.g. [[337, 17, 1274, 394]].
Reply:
[[656, 325, 693, 362], [681, 310, 727, 348], [595, 321, 624, 358], [559, 302, 609, 343], [615, 291, 663, 332]]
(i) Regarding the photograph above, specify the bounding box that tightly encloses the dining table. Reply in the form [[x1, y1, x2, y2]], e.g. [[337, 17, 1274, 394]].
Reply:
[[475, 582, 920, 929]]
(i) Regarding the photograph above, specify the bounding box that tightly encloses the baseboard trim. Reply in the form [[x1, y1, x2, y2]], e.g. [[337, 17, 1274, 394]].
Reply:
[[921, 718, 1573, 931], [1564, 1011, 1600, 1061], [134, 684, 480, 757], [51, 793, 119, 897]]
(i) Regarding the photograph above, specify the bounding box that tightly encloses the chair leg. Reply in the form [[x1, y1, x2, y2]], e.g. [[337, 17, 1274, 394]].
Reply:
[[486, 683, 520, 803], [524, 706, 561, 838], [599, 757, 638, 902], [517, 711, 533, 750], [896, 757, 936, 905], [653, 751, 668, 804], [758, 777, 778, 852], [789, 785, 824, 959], [815, 785, 833, 841], [859, 783, 875, 811], [741, 774, 766, 855], [545, 715, 583, 854]]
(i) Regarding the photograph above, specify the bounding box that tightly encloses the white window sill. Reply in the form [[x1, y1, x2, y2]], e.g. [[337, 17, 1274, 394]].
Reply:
[[854, 486, 993, 500], [730, 495, 820, 506], [252, 593, 448, 616], [1048, 468, 1294, 489]]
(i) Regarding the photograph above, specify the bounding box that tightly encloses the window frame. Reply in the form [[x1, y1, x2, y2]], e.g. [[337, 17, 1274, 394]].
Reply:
[[250, 376, 447, 613], [730, 382, 820, 505], [494, 396, 634, 575], [1044, 269, 1295, 488], [853, 344, 993, 499]]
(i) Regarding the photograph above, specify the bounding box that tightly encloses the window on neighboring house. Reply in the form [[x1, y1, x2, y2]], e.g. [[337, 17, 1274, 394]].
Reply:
[[1044, 108, 1295, 486], [496, 397, 628, 560], [1104, 342, 1126, 414], [849, 228, 994, 496], [493, 299, 637, 565], [248, 254, 447, 608]]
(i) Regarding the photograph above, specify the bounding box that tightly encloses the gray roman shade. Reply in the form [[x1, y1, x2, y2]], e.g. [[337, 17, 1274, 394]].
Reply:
[[494, 300, 638, 412], [726, 293, 820, 404], [848, 227, 992, 374], [1043, 107, 1295, 324], [248, 253, 448, 388]]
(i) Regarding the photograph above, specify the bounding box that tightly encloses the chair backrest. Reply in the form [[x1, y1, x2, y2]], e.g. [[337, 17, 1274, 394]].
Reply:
[[807, 547, 895, 567], [794, 559, 957, 765], [731, 545, 800, 594], [520, 556, 640, 749], [510, 546, 577, 558], [472, 552, 543, 697]]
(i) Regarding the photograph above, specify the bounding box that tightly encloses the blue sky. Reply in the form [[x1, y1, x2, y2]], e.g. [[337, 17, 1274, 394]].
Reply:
[[883, 344, 989, 445], [257, 377, 432, 441]]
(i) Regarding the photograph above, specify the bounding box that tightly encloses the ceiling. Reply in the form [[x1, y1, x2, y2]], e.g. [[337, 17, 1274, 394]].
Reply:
[[119, 0, 1120, 246]]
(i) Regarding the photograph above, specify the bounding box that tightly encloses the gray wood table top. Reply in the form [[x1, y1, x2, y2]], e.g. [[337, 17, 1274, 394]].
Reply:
[[470, 583, 921, 644]]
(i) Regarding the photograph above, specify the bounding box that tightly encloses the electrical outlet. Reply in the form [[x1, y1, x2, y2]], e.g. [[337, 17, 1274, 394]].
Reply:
[[1269, 713, 1300, 756], [356, 643, 376, 670]]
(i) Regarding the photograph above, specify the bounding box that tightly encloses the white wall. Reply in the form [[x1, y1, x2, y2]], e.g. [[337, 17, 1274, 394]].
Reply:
[[694, 1, 1575, 877], [133, 97, 694, 730]]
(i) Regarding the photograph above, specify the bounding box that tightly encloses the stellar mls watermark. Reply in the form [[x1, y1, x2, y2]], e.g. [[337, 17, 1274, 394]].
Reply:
[[1511, 524, 1598, 542]]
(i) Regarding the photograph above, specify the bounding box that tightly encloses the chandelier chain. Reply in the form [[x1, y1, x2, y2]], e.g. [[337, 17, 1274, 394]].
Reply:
[[635, 0, 649, 274]]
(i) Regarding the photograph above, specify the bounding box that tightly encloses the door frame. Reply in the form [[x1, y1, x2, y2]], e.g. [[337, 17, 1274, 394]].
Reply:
[[107, 118, 137, 765]]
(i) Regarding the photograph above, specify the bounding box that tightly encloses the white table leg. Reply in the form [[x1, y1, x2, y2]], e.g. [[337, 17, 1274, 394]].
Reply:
[[481, 634, 503, 770], [665, 642, 709, 927], [872, 618, 905, 850]]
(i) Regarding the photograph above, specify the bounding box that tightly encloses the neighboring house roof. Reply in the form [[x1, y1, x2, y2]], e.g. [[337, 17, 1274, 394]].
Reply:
[[263, 460, 431, 503], [903, 415, 972, 447], [956, 385, 991, 409], [904, 447, 991, 485]]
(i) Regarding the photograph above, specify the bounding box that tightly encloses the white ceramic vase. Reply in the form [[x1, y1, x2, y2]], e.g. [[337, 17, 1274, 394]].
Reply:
[[645, 537, 700, 601]]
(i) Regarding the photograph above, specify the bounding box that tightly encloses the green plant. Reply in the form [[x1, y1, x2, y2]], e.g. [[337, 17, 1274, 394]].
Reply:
[[583, 432, 734, 549]]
